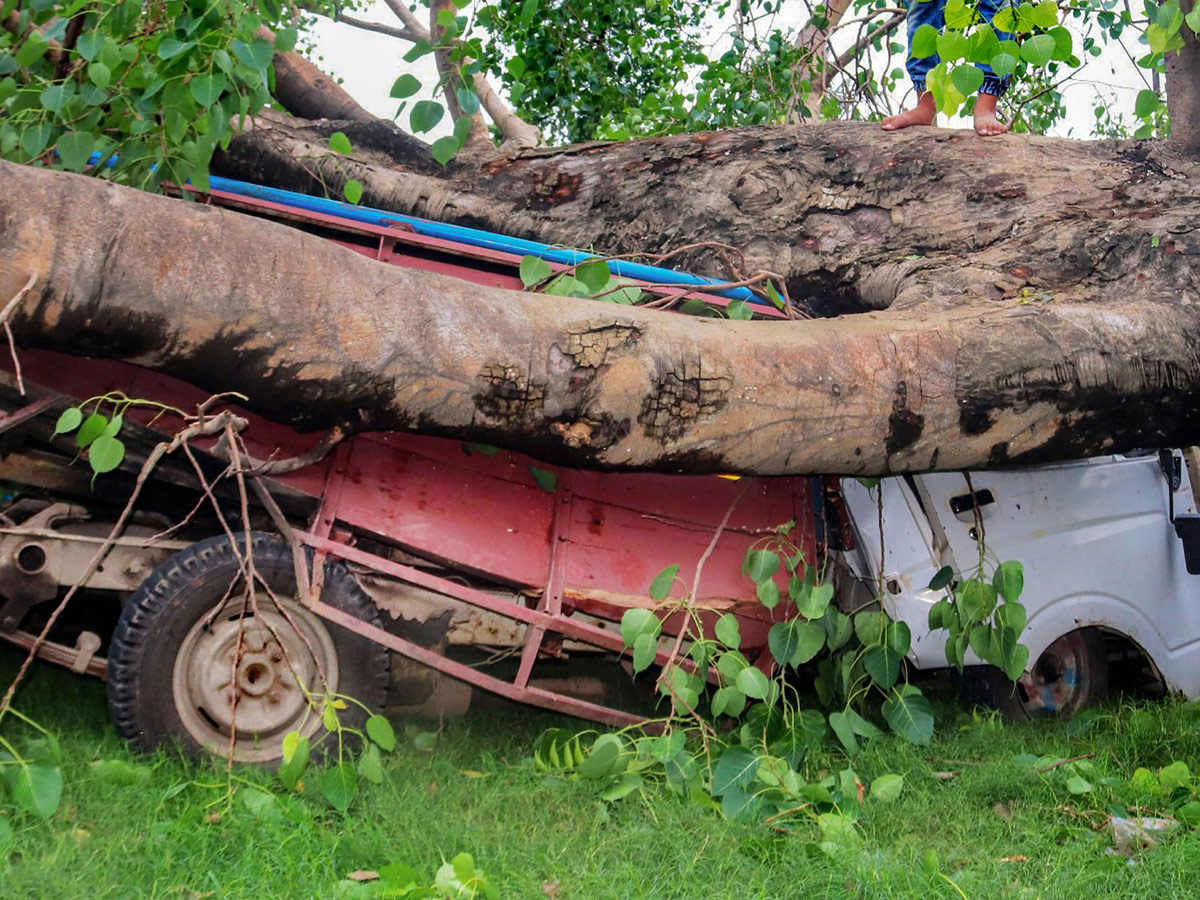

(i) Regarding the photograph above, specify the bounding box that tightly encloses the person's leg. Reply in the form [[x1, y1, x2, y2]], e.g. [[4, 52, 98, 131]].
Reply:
[[973, 0, 1012, 135], [882, 0, 945, 130]]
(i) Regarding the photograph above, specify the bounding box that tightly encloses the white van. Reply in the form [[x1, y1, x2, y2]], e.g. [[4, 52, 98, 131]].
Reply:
[[839, 451, 1200, 715]]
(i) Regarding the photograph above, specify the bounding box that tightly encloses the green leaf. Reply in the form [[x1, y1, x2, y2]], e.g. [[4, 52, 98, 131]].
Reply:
[[727, 300, 752, 320], [620, 608, 661, 648], [87, 61, 111, 90], [1002, 642, 1030, 682], [358, 743, 384, 784], [1188, 7, 1200, 34], [20, 122, 53, 160], [528, 465, 556, 493], [995, 602, 1026, 634], [579, 734, 622, 779], [76, 413, 107, 448], [53, 407, 82, 436], [0, 816, 11, 850], [769, 621, 800, 668], [1020, 34, 1055, 67], [156, 37, 192, 60], [717, 649, 750, 683], [1159, 760, 1191, 791], [711, 685, 746, 718], [958, 579, 997, 624], [40, 84, 70, 113], [927, 599, 953, 631], [828, 710, 859, 755], [599, 772, 643, 802], [11, 764, 62, 819], [863, 645, 902, 690], [365, 714, 396, 751], [845, 708, 884, 740], [1048, 24, 1074, 60], [519, 255, 553, 287], [189, 73, 227, 106], [648, 564, 679, 601], [992, 561, 1024, 602], [1177, 800, 1200, 826], [1135, 89, 1162, 118], [1066, 775, 1092, 795], [410, 100, 444, 133], [882, 686, 935, 745], [430, 135, 460, 166], [791, 620, 827, 666], [390, 73, 422, 99], [455, 86, 481, 116], [575, 259, 612, 294], [854, 610, 887, 646], [950, 64, 984, 97], [756, 578, 780, 609], [317, 762, 357, 812], [56, 131, 94, 172], [339, 178, 362, 205], [277, 735, 310, 789], [910, 23, 939, 59], [870, 773, 904, 802], [714, 612, 740, 649], [273, 27, 298, 53], [77, 32, 104, 61], [1031, 0, 1058, 27], [745, 549, 779, 583], [632, 632, 656, 673], [824, 608, 853, 651], [735, 665, 770, 700], [797, 582, 833, 620], [88, 435, 124, 475], [711, 747, 758, 796], [887, 621, 912, 656], [928, 565, 954, 591], [936, 30, 970, 63]]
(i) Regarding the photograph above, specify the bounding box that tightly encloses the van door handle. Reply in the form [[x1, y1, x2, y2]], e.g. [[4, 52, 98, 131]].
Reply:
[[949, 489, 995, 516]]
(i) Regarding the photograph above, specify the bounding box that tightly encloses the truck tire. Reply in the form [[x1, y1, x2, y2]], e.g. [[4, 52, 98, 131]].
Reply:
[[107, 533, 388, 762], [961, 627, 1109, 719]]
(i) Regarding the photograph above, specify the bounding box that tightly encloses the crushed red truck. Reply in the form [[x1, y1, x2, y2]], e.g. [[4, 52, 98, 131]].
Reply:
[[0, 177, 1194, 761]]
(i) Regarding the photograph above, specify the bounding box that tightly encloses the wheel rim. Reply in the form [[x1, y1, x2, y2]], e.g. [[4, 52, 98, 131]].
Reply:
[[1017, 631, 1091, 716], [172, 595, 339, 762]]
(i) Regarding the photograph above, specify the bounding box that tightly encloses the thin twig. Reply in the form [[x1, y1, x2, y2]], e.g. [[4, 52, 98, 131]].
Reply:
[[1037, 753, 1095, 773], [0, 274, 37, 395]]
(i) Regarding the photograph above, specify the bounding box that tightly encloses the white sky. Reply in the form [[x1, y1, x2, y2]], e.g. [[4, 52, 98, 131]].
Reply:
[[306, 2, 1149, 140]]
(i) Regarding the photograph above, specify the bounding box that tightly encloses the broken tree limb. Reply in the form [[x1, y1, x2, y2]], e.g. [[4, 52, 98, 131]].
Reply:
[[2, 154, 1199, 476]]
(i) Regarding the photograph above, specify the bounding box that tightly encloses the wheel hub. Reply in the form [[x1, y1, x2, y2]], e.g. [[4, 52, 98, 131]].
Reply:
[[173, 597, 339, 762]]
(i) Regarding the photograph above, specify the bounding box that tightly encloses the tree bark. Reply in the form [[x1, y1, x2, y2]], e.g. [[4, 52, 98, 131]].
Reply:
[[2, 147, 1199, 477], [1167, 2, 1200, 155]]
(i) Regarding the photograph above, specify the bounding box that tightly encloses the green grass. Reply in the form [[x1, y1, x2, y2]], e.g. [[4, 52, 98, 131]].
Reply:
[[3, 647, 1200, 900]]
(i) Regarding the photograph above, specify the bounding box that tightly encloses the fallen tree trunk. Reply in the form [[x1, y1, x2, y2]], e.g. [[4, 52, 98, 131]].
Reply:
[[2, 155, 1199, 476]]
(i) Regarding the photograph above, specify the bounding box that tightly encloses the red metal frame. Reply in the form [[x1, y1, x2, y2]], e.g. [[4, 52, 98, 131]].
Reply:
[[0, 184, 815, 727]]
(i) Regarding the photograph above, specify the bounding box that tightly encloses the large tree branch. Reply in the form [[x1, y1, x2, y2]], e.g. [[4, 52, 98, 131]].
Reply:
[[429, 0, 492, 153], [5, 155, 1200, 477]]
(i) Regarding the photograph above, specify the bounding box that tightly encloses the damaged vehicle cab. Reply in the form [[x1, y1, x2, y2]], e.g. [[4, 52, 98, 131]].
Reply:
[[840, 449, 1200, 715]]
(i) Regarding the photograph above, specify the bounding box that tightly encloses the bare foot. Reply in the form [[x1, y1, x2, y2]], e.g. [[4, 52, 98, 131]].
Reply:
[[882, 92, 937, 131], [973, 94, 1009, 136]]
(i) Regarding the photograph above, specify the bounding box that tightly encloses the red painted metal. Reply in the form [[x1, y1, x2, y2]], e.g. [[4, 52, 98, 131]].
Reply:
[[0, 184, 817, 727]]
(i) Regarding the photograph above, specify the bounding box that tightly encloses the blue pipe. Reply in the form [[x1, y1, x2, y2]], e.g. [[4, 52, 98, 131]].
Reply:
[[204, 174, 768, 305], [84, 152, 771, 305]]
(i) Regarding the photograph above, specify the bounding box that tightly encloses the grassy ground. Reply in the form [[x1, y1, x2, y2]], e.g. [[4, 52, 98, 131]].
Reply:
[[3, 647, 1200, 900]]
